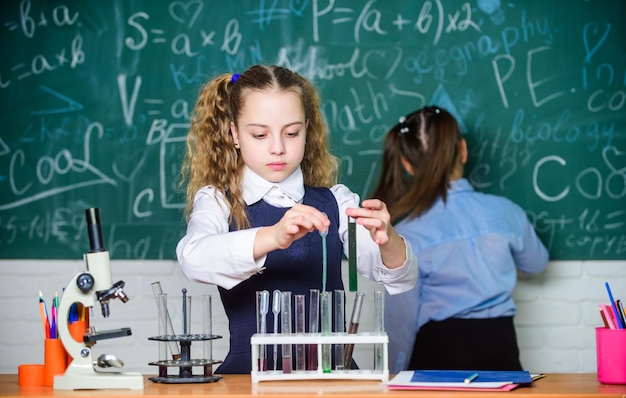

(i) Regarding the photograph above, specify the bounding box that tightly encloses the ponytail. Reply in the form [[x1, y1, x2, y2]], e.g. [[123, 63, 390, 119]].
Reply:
[[371, 106, 461, 223]]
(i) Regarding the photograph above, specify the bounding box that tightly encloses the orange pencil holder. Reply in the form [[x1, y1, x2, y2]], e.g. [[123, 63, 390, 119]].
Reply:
[[43, 338, 67, 387], [18, 364, 44, 387]]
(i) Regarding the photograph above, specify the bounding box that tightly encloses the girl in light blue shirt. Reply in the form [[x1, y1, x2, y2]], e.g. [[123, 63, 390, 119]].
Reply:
[[371, 106, 549, 373]]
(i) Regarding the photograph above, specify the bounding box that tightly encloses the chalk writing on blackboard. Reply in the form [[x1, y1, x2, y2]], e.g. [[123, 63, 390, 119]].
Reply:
[[0, 0, 624, 259]]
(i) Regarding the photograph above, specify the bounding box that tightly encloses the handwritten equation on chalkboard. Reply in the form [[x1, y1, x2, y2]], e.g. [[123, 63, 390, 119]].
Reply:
[[0, 0, 624, 259]]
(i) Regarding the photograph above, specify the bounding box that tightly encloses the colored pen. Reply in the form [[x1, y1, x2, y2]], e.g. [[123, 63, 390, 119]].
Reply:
[[601, 303, 617, 329], [616, 299, 626, 328], [51, 305, 57, 339], [52, 290, 59, 338], [464, 372, 479, 384], [605, 282, 624, 329], [69, 302, 77, 323]]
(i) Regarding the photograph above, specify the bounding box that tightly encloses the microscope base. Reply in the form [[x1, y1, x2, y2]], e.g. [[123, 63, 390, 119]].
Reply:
[[54, 363, 144, 390]]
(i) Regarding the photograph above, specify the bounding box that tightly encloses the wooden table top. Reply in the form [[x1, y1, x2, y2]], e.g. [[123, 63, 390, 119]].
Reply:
[[3, 373, 626, 397]]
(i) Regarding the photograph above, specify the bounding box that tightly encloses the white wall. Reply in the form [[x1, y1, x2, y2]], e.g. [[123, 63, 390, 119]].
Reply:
[[1, 259, 624, 375]]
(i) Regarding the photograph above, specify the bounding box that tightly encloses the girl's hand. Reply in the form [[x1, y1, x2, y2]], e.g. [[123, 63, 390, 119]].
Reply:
[[346, 198, 406, 269], [345, 199, 393, 246], [273, 204, 330, 249]]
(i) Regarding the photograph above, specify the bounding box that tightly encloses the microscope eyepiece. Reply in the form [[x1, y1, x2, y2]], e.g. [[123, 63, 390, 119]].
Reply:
[[85, 208, 106, 252]]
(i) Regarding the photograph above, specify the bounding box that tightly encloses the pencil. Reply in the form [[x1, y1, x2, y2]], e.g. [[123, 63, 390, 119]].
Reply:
[[38, 290, 50, 339], [601, 303, 617, 329], [599, 305, 610, 328]]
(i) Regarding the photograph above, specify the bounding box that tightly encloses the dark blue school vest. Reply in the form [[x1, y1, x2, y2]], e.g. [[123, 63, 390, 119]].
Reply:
[[216, 186, 344, 374]]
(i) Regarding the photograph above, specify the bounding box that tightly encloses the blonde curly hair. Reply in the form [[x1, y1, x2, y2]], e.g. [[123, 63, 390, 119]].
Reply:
[[180, 65, 339, 229]]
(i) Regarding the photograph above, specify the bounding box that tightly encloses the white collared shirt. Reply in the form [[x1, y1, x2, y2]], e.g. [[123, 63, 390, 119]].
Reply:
[[242, 166, 304, 207], [176, 167, 417, 291]]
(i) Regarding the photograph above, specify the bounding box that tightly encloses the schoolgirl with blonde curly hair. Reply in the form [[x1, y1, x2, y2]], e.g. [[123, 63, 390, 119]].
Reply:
[[176, 64, 417, 374]]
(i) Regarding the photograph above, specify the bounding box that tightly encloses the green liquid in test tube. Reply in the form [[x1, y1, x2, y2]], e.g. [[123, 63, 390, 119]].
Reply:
[[348, 216, 357, 292], [321, 291, 332, 373]]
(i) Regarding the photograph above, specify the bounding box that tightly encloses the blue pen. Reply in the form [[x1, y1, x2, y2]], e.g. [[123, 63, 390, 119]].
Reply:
[[605, 282, 624, 329]]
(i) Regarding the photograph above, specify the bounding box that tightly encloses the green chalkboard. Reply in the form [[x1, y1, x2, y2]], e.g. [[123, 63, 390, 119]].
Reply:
[[1, 0, 624, 260]]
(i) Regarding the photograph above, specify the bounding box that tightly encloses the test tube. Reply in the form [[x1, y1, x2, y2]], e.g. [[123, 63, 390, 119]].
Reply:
[[272, 289, 281, 371], [320, 212, 329, 292], [320, 291, 332, 373], [202, 295, 214, 376], [294, 294, 306, 371], [343, 291, 365, 368], [374, 290, 385, 371], [280, 291, 292, 373], [348, 216, 357, 292], [308, 289, 320, 370], [334, 289, 345, 370], [182, 288, 191, 336], [180, 289, 192, 378], [150, 281, 180, 360], [156, 294, 167, 363], [256, 290, 269, 371]]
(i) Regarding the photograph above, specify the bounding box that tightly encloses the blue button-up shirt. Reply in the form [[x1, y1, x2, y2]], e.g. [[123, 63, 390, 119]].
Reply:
[[385, 178, 549, 373]]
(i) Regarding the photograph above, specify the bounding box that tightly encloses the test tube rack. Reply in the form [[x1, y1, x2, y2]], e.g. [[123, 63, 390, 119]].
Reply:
[[148, 333, 223, 384], [147, 289, 223, 384], [250, 332, 388, 383]]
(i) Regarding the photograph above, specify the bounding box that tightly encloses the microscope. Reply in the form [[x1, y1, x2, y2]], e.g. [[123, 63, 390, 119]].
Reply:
[[53, 208, 144, 390]]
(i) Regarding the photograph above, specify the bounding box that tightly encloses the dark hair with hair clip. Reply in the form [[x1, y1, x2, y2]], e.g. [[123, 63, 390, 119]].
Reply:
[[370, 106, 463, 222], [398, 116, 410, 134]]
